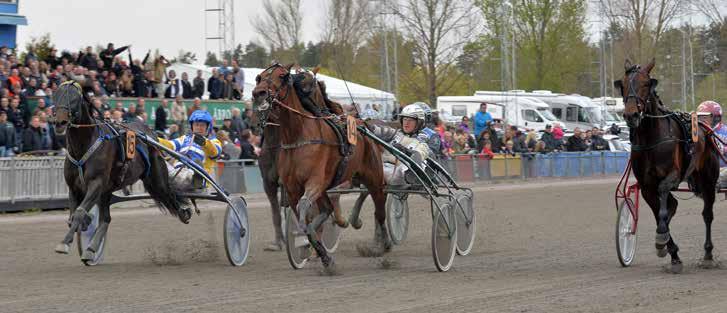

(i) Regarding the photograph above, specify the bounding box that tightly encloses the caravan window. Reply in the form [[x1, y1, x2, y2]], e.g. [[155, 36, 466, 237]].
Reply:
[[522, 109, 543, 122], [552, 108, 563, 119], [566, 107, 578, 122], [452, 105, 468, 117]]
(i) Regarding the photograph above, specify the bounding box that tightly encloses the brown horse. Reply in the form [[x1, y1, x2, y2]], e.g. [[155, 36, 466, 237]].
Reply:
[[252, 64, 390, 269], [615, 59, 720, 273]]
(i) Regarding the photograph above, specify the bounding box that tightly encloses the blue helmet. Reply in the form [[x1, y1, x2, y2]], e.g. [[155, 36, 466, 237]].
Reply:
[[189, 110, 213, 134]]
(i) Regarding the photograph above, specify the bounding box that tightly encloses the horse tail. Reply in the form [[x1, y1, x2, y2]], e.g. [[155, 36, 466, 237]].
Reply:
[[142, 145, 189, 217]]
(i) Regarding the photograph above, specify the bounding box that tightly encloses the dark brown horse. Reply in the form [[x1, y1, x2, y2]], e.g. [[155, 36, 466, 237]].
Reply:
[[52, 82, 188, 261], [253, 64, 389, 269], [615, 59, 720, 273]]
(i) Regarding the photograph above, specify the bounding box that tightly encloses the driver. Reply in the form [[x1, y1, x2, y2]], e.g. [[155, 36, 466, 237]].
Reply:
[[412, 102, 444, 160], [696, 101, 727, 186], [159, 109, 222, 191], [368, 103, 431, 185]]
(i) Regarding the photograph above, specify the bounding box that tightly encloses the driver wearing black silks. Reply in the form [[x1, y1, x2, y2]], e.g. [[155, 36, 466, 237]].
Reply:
[[366, 104, 430, 185]]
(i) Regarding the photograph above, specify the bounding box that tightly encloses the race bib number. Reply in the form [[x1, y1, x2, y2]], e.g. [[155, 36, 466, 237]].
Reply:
[[126, 131, 136, 160], [347, 115, 357, 145]]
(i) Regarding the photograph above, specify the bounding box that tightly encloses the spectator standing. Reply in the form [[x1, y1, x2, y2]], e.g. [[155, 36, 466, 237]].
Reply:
[[187, 97, 202, 117], [77, 46, 98, 71], [192, 69, 205, 98], [541, 124, 561, 152], [566, 128, 588, 151], [232, 61, 245, 96], [207, 69, 223, 100], [167, 124, 181, 140], [0, 111, 16, 156], [99, 43, 129, 72], [525, 130, 538, 151], [501, 140, 516, 156], [164, 70, 185, 98], [221, 117, 240, 143], [180, 72, 193, 99], [510, 127, 529, 153], [552, 122, 564, 141], [218, 60, 230, 76], [216, 130, 240, 160], [473, 102, 492, 139], [171, 97, 187, 131], [155, 99, 169, 132], [123, 105, 137, 121], [238, 129, 257, 164], [22, 116, 44, 152], [591, 128, 609, 151], [609, 123, 621, 135]]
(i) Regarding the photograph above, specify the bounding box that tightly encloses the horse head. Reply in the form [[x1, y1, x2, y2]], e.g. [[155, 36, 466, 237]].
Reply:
[[52, 80, 89, 135], [614, 58, 659, 129], [252, 63, 295, 127]]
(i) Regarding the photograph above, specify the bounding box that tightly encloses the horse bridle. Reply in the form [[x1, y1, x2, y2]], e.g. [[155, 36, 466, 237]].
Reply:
[[254, 63, 293, 128], [53, 81, 104, 128]]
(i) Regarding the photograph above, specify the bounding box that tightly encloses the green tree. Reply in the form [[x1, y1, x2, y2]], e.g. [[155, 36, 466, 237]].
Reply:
[[204, 51, 221, 67], [300, 41, 321, 67], [241, 42, 270, 68], [22, 33, 55, 63]]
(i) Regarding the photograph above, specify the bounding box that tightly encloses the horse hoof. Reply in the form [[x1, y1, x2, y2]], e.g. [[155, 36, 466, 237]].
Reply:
[[336, 220, 349, 228], [655, 232, 670, 246], [81, 249, 95, 261], [656, 247, 668, 258], [670, 261, 683, 274], [319, 257, 339, 276], [178, 209, 192, 224], [699, 259, 720, 269], [54, 243, 70, 254], [351, 218, 363, 230]]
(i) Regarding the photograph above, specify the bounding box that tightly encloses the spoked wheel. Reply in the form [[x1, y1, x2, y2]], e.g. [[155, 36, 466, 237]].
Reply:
[[321, 215, 342, 253], [386, 193, 409, 245], [224, 197, 250, 267], [76, 205, 106, 266], [285, 207, 311, 269], [615, 198, 637, 267], [454, 190, 476, 256], [280, 206, 288, 243], [432, 200, 457, 272]]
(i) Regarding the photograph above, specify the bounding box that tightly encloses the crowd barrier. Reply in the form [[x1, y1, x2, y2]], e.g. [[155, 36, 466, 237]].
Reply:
[[0, 151, 630, 212]]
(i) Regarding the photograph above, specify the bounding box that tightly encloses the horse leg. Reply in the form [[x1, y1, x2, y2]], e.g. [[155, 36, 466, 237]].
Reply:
[[348, 191, 369, 230], [700, 183, 717, 267], [82, 193, 112, 261], [370, 187, 391, 253], [662, 193, 683, 273], [55, 180, 104, 254], [655, 174, 679, 250], [262, 185, 283, 251], [641, 188, 667, 257]]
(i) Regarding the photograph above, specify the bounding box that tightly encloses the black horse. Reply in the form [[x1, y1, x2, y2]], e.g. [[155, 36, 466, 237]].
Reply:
[[615, 59, 720, 273], [52, 81, 189, 261]]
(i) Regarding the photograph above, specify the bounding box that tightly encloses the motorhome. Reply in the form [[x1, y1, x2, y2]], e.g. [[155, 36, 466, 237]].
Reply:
[[474, 90, 605, 130], [436, 95, 561, 132], [592, 97, 627, 132]]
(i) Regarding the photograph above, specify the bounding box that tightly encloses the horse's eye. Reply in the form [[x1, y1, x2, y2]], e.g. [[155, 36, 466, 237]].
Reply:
[[255, 75, 261, 83]]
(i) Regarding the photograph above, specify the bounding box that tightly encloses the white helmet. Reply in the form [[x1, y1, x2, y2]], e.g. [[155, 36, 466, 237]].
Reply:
[[399, 104, 426, 122]]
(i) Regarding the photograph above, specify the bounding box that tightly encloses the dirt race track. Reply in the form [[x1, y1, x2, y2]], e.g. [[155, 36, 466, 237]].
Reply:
[[4, 177, 727, 313]]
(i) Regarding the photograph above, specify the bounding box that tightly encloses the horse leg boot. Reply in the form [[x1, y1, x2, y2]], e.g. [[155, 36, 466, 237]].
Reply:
[[55, 183, 102, 254], [348, 192, 369, 230], [307, 212, 335, 268], [655, 177, 677, 253], [83, 196, 112, 261]]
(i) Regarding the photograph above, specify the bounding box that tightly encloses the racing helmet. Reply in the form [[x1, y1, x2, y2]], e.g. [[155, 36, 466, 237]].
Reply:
[[697, 100, 722, 128], [399, 103, 426, 133], [411, 102, 433, 124], [189, 110, 214, 135]]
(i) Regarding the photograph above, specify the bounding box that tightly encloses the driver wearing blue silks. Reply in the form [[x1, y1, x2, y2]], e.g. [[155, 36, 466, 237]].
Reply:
[[159, 110, 222, 192]]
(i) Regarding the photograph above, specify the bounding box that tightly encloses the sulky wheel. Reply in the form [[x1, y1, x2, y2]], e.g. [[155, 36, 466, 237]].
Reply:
[[615, 198, 637, 267], [454, 190, 476, 256], [76, 205, 106, 266], [386, 193, 409, 245], [432, 200, 457, 272], [321, 215, 342, 253], [224, 197, 251, 267], [285, 207, 311, 269]]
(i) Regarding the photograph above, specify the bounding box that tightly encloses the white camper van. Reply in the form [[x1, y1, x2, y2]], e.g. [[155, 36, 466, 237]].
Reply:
[[436, 95, 560, 132], [474, 90, 604, 130], [592, 97, 627, 131]]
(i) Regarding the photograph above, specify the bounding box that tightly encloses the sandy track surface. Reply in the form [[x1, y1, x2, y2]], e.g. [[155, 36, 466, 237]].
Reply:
[[3, 178, 727, 313]]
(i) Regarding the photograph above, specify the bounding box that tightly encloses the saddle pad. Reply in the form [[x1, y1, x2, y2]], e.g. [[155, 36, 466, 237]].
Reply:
[[347, 115, 357, 145], [126, 131, 136, 159]]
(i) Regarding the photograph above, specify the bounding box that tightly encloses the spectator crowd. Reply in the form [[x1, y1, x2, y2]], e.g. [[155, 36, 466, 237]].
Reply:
[[0, 43, 250, 157]]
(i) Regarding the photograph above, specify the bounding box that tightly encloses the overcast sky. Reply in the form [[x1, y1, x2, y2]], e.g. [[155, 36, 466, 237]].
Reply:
[[16, 0, 327, 63]]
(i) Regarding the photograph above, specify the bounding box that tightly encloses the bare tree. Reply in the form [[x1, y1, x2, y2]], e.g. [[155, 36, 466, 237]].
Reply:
[[693, 0, 725, 26], [599, 0, 684, 60], [323, 0, 373, 48], [252, 0, 302, 51], [389, 0, 478, 106]]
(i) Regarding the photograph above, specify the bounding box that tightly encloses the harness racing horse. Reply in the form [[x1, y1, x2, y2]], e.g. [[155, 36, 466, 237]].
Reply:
[[253, 64, 390, 269], [52, 82, 189, 262], [615, 59, 720, 273]]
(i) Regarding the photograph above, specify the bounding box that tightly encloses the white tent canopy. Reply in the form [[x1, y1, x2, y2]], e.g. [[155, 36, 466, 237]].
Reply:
[[166, 64, 397, 117]]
